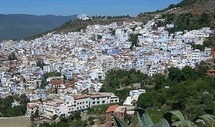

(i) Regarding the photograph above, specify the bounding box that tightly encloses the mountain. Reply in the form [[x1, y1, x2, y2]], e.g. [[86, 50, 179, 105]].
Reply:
[[169, 0, 215, 14], [138, 0, 215, 17], [0, 14, 77, 41], [137, 0, 215, 33], [149, 0, 214, 14]]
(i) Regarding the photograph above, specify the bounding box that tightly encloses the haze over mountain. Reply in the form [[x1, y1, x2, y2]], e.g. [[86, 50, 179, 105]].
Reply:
[[0, 14, 77, 41]]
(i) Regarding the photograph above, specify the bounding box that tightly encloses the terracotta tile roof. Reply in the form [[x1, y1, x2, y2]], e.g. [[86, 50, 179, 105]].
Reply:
[[89, 93, 110, 98], [106, 104, 118, 113], [72, 94, 88, 100], [65, 80, 77, 88], [114, 106, 126, 113], [51, 79, 62, 86], [27, 103, 38, 109], [207, 70, 215, 72]]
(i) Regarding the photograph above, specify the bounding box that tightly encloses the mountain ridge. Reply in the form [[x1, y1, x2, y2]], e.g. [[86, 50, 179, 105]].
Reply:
[[0, 14, 77, 41]]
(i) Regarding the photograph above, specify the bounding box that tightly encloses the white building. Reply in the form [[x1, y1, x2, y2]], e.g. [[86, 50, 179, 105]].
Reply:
[[123, 89, 145, 106], [77, 14, 90, 20], [37, 92, 119, 119]]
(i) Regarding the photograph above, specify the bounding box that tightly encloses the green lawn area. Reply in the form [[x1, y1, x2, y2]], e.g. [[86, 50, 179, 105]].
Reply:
[[0, 116, 31, 127]]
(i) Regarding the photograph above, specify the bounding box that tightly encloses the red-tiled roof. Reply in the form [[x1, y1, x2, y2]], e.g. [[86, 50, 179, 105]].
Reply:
[[72, 94, 88, 100], [89, 93, 110, 98], [27, 103, 38, 109], [106, 104, 118, 113], [207, 70, 215, 72], [65, 80, 77, 88], [51, 79, 62, 86], [46, 102, 63, 107]]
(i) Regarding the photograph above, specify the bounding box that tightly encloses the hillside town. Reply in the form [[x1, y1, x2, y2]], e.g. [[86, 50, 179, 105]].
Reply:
[[0, 15, 214, 124]]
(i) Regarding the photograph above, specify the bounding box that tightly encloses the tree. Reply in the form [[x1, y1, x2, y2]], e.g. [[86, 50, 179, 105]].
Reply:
[[185, 104, 205, 121], [115, 88, 131, 104], [3, 96, 14, 108], [181, 66, 197, 80], [40, 79, 47, 89], [0, 95, 27, 117], [196, 61, 209, 77], [36, 81, 39, 89], [104, 69, 147, 89], [199, 13, 210, 25], [52, 114, 58, 120], [155, 91, 166, 107], [39, 121, 51, 127], [129, 34, 141, 49], [54, 87, 58, 94], [23, 77, 26, 83], [74, 111, 81, 120], [97, 35, 102, 39], [20, 93, 30, 105], [168, 67, 183, 82], [153, 74, 166, 90], [111, 29, 116, 35], [8, 52, 17, 60], [34, 108, 39, 118], [63, 75, 66, 84], [88, 116, 95, 125], [30, 114, 35, 122], [137, 92, 154, 108]]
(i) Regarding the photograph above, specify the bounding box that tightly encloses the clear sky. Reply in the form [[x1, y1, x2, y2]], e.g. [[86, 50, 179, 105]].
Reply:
[[0, 0, 182, 16]]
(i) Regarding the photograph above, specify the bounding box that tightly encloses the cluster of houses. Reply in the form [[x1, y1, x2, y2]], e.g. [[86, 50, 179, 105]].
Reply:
[[0, 15, 214, 120], [27, 92, 119, 119]]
